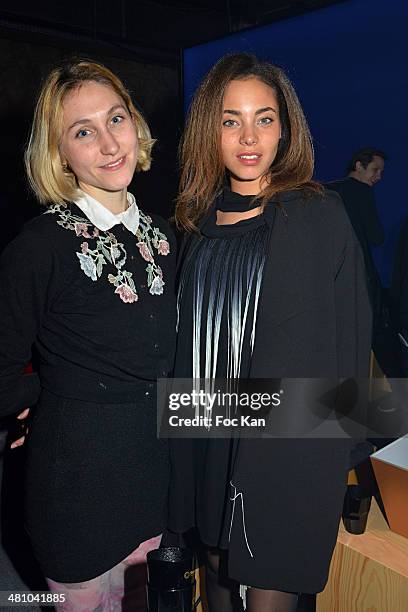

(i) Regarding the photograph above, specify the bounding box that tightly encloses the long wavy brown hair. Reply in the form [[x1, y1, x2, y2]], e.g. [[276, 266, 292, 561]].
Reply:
[[175, 53, 323, 231]]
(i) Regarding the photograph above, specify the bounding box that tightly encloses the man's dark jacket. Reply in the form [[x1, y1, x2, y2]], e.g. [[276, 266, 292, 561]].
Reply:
[[327, 177, 384, 318]]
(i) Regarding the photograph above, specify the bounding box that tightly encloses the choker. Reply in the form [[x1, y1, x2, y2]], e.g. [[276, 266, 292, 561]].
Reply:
[[216, 189, 260, 213]]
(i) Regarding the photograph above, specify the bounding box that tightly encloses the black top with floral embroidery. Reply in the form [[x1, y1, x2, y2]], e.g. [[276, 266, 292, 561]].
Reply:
[[0, 203, 176, 416]]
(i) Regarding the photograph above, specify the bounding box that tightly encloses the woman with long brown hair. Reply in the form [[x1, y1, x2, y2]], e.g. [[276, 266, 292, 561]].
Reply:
[[168, 53, 371, 611]]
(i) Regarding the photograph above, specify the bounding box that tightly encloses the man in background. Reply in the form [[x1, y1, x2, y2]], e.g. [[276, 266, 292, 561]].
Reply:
[[328, 147, 385, 308], [328, 148, 402, 378]]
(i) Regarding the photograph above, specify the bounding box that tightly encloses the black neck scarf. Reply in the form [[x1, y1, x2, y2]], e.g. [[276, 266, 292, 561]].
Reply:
[[216, 188, 260, 213]]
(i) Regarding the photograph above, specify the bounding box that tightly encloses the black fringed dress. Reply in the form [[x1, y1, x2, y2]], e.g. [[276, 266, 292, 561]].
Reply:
[[173, 191, 269, 547], [169, 187, 372, 593]]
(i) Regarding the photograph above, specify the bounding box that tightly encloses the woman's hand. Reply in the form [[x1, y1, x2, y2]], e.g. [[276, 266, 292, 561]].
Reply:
[[10, 408, 30, 449]]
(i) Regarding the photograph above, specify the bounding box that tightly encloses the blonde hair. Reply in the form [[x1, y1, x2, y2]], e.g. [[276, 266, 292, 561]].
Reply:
[[175, 53, 323, 231], [25, 59, 155, 205]]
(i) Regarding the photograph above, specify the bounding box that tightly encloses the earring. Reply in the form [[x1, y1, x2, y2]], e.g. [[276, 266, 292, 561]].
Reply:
[[61, 162, 70, 173]]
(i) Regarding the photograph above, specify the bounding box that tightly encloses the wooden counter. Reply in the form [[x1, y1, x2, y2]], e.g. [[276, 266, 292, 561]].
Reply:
[[317, 499, 408, 611]]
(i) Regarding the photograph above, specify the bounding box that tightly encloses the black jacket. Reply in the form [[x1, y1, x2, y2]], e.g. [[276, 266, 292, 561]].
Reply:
[[169, 188, 372, 592], [227, 189, 372, 591], [250, 188, 371, 379], [327, 177, 383, 318]]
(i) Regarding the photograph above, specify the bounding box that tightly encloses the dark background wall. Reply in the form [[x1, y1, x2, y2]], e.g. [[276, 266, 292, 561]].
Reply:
[[183, 0, 408, 286], [0, 34, 180, 252], [0, 0, 343, 254]]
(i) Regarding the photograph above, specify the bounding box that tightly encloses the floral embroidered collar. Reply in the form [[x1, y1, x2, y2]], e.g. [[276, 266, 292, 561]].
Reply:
[[45, 199, 170, 304]]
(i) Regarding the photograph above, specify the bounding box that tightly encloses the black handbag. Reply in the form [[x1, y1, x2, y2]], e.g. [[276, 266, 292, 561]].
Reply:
[[146, 546, 200, 611]]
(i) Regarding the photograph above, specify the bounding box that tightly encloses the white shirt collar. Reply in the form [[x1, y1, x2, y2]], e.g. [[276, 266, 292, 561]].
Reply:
[[74, 191, 140, 234]]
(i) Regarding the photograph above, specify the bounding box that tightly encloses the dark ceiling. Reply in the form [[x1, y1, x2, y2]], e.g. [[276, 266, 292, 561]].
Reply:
[[0, 0, 344, 65]]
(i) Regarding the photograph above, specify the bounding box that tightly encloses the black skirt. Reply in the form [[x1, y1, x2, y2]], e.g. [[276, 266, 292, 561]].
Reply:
[[24, 387, 169, 582]]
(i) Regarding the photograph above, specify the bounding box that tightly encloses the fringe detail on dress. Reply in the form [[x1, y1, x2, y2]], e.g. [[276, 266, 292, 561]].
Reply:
[[177, 223, 269, 418], [229, 481, 253, 558], [240, 584, 248, 610]]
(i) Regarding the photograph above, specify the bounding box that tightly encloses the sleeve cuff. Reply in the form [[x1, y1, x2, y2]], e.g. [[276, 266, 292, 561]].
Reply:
[[0, 373, 41, 418]]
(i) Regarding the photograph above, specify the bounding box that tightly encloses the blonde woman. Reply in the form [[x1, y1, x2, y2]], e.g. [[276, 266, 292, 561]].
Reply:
[[168, 53, 371, 611], [0, 60, 176, 609]]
